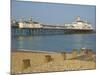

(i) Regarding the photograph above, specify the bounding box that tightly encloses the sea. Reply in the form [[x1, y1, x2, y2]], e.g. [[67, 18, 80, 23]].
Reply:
[[11, 33, 96, 52]]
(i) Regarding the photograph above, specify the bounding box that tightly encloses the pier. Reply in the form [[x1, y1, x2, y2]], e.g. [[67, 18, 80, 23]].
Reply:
[[11, 27, 66, 36], [11, 17, 94, 36], [11, 26, 94, 36]]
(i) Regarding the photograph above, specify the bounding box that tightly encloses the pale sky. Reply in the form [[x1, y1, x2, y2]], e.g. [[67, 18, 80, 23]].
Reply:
[[11, 0, 96, 28]]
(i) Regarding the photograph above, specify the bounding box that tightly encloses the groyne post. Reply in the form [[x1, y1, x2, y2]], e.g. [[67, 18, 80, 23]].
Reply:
[[72, 49, 78, 59]]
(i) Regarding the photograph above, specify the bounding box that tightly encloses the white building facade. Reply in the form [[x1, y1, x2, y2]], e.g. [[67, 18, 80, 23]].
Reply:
[[65, 17, 93, 30]]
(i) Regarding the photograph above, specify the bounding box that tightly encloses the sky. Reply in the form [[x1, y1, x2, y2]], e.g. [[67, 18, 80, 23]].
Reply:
[[11, 0, 96, 28]]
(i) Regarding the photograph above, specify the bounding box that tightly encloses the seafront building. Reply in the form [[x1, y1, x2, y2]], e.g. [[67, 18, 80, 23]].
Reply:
[[65, 16, 93, 29], [12, 16, 93, 29], [18, 17, 42, 28]]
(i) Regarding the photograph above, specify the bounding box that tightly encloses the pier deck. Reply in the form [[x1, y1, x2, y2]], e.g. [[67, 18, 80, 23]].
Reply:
[[11, 27, 94, 36]]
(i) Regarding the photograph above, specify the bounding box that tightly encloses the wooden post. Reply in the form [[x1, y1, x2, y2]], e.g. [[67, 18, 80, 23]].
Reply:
[[22, 59, 31, 71], [72, 49, 78, 59], [85, 49, 93, 60], [61, 52, 67, 60], [45, 55, 53, 63]]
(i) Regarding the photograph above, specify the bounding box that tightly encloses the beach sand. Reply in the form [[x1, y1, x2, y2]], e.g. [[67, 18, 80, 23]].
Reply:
[[11, 49, 96, 74]]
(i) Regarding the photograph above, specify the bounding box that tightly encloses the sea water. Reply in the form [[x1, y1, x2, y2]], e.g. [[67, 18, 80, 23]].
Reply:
[[11, 33, 96, 52]]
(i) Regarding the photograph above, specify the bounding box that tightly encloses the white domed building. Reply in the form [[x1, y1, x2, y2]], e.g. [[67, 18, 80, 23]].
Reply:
[[65, 16, 93, 30]]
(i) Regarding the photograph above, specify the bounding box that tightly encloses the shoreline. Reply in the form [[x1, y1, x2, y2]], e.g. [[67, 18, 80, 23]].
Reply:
[[11, 48, 96, 54], [12, 49, 60, 54]]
